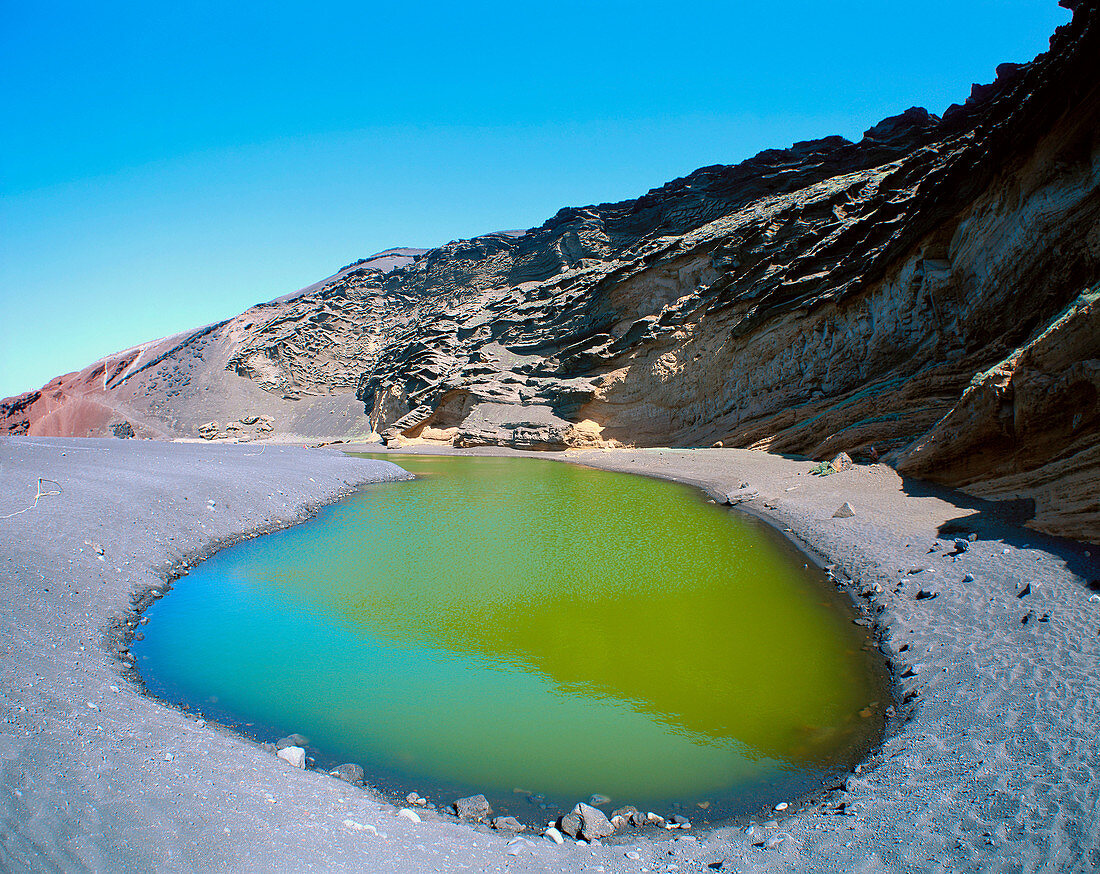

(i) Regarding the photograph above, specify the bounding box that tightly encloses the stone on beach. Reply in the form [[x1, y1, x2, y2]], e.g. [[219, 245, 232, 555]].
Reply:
[[833, 502, 855, 518], [829, 452, 853, 473], [560, 802, 614, 841], [277, 746, 306, 768], [452, 794, 492, 821], [329, 763, 365, 786], [491, 816, 526, 832]]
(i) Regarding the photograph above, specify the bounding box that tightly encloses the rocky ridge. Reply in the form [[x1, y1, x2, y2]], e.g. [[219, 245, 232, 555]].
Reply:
[[3, 0, 1098, 540]]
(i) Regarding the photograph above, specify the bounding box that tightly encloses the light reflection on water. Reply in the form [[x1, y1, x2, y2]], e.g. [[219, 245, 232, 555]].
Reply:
[[134, 454, 888, 821]]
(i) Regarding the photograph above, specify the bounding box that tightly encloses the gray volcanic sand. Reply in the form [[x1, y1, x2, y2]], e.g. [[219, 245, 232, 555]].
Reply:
[[2, 438, 1099, 872]]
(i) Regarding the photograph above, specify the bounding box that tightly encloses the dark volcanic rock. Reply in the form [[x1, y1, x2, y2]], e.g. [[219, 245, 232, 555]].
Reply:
[[452, 794, 492, 821], [2, 4, 1098, 541], [328, 763, 365, 786]]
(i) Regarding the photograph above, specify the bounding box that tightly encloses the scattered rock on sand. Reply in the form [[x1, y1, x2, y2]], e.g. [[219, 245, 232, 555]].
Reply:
[[830, 452, 853, 473], [560, 803, 614, 841], [1017, 583, 1032, 598], [405, 792, 427, 806], [275, 734, 308, 751], [329, 763, 365, 786], [277, 746, 306, 768], [544, 826, 564, 844], [833, 502, 855, 518], [492, 816, 526, 832], [611, 804, 642, 826], [452, 794, 492, 821], [397, 808, 421, 823], [954, 538, 970, 553], [916, 589, 938, 600]]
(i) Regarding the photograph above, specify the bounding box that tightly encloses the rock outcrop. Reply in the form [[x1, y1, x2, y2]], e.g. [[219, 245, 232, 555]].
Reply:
[[2, 1, 1098, 540]]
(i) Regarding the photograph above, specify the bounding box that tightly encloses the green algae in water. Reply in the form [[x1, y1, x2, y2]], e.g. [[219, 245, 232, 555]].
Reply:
[[133, 455, 889, 821]]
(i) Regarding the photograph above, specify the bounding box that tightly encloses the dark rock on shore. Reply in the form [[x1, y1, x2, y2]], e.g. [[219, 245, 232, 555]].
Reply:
[[560, 802, 615, 841], [452, 794, 492, 821], [329, 763, 365, 786]]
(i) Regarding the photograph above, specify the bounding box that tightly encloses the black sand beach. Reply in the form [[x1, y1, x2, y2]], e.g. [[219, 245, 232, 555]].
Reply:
[[2, 438, 1098, 872]]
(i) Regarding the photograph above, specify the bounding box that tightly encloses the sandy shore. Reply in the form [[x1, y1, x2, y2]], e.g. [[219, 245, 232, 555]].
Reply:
[[2, 438, 1099, 872]]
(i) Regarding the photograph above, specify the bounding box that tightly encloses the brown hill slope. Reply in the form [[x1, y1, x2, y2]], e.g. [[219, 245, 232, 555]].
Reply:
[[3, 0, 1098, 540]]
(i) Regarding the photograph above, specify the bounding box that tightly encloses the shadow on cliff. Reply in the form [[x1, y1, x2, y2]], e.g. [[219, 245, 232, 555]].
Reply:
[[898, 476, 1100, 588]]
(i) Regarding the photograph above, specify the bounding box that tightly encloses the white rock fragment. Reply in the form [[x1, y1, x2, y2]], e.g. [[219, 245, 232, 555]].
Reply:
[[277, 745, 306, 768], [86, 701, 99, 710], [774, 802, 788, 811], [544, 827, 564, 844], [397, 808, 421, 823]]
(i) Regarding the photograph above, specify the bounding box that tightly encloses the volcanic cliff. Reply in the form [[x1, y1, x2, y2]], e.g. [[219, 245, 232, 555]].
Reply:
[[4, 0, 1098, 541]]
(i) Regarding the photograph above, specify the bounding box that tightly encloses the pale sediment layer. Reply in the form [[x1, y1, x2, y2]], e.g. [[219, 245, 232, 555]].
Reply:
[[2, 439, 1099, 872]]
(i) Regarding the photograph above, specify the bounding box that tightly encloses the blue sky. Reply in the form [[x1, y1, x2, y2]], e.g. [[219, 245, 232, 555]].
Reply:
[[0, 0, 1071, 399]]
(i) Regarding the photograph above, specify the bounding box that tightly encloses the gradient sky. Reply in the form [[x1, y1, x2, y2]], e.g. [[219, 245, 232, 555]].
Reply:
[[0, 0, 1071, 399]]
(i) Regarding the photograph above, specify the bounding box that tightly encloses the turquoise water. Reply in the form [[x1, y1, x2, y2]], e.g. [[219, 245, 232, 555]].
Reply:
[[133, 454, 888, 822]]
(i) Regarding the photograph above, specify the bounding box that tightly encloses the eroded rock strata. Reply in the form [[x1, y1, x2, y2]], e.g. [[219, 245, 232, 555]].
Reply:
[[3, 1, 1098, 540]]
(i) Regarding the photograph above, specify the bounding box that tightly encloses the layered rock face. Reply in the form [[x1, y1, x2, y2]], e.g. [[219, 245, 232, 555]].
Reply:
[[3, 1, 1098, 540]]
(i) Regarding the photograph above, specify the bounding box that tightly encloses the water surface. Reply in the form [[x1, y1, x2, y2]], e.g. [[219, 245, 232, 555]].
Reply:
[[134, 454, 888, 822]]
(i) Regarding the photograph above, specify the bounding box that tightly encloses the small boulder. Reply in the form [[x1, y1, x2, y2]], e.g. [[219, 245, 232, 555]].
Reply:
[[953, 538, 970, 553], [829, 452, 853, 473], [492, 816, 526, 832], [277, 746, 306, 768], [276, 734, 309, 751], [833, 502, 855, 518], [329, 763, 365, 786], [453, 794, 492, 821], [612, 805, 646, 827], [397, 808, 421, 823], [559, 812, 582, 839], [544, 826, 564, 844], [562, 803, 614, 841], [198, 422, 219, 440]]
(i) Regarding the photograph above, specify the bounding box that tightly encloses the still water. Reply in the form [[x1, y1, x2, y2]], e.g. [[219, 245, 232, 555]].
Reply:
[[134, 454, 888, 822]]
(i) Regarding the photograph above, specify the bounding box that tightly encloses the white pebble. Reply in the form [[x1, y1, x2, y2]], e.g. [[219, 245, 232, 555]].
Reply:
[[544, 827, 564, 844], [774, 802, 788, 811], [86, 701, 99, 710], [397, 808, 421, 823]]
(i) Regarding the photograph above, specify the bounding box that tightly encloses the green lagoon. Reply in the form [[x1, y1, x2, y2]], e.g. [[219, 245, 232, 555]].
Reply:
[[134, 454, 888, 822]]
